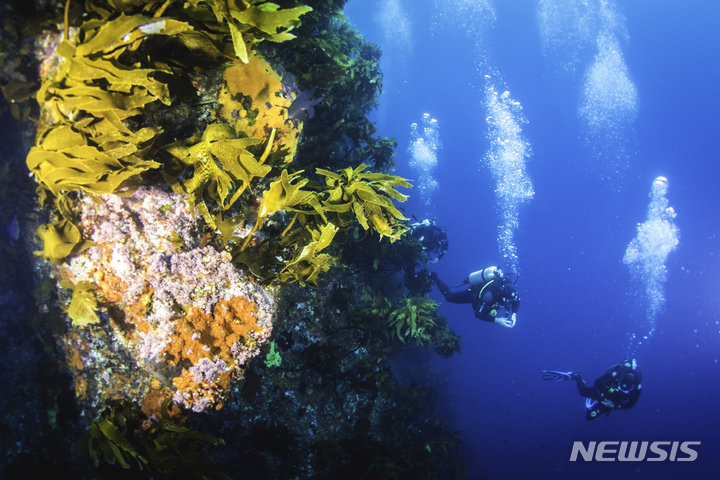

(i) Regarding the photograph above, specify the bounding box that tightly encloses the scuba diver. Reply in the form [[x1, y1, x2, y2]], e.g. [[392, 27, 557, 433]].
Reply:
[[543, 358, 642, 420], [409, 219, 448, 263], [430, 267, 520, 328]]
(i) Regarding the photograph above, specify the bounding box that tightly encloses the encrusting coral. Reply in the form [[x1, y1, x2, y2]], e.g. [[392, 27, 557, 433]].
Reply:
[[59, 187, 275, 413]]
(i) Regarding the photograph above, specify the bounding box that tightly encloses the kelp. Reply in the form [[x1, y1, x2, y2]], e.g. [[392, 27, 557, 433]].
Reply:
[[26, 0, 313, 263], [163, 123, 271, 225], [363, 293, 460, 357], [27, 123, 160, 196], [83, 399, 224, 475], [277, 222, 341, 286], [185, 0, 313, 63], [234, 162, 411, 284], [317, 163, 411, 242], [61, 279, 101, 328], [240, 168, 317, 250], [84, 400, 150, 470], [140, 399, 225, 477], [23, 0, 408, 290], [243, 162, 410, 248], [0, 77, 36, 121], [25, 14, 195, 196], [35, 192, 96, 264]]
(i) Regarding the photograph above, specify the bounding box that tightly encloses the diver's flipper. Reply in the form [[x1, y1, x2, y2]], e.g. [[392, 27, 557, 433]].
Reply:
[[542, 370, 574, 382]]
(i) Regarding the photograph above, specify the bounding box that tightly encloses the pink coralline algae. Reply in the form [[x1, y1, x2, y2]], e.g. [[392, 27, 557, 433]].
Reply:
[[62, 186, 275, 412]]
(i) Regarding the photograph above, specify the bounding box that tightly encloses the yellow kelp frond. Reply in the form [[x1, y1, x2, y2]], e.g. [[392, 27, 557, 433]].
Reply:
[[36, 217, 95, 265], [230, 2, 313, 42], [35, 193, 96, 264], [163, 123, 269, 224], [27, 14, 198, 197], [257, 168, 316, 219], [186, 0, 313, 63], [316, 163, 411, 242], [74, 15, 193, 59], [40, 15, 194, 110], [277, 222, 341, 286], [240, 168, 318, 251], [61, 280, 101, 328], [27, 124, 160, 197]]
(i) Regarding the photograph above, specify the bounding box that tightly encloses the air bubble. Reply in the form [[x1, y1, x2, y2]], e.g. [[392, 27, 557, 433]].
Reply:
[[408, 114, 441, 217], [624, 176, 679, 352]]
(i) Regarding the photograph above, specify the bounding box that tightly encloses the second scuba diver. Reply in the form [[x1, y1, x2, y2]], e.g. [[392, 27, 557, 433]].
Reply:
[[543, 358, 642, 420]]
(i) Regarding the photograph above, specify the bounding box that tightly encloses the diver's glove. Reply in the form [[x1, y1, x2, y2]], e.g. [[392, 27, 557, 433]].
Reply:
[[494, 316, 515, 328]]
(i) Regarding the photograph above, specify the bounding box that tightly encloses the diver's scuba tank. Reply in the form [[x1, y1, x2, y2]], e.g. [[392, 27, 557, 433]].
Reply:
[[468, 267, 503, 286]]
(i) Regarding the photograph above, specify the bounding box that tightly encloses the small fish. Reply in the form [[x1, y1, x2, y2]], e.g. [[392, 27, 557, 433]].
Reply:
[[285, 88, 324, 128]]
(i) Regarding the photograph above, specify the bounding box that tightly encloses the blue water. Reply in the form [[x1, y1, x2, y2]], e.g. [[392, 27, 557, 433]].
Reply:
[[346, 1, 720, 479]]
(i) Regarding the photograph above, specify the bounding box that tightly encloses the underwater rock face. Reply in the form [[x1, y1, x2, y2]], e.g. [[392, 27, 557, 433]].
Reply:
[[0, 1, 467, 477], [61, 186, 274, 413]]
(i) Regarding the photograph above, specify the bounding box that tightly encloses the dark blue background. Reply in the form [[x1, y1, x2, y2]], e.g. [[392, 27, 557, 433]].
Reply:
[[346, 1, 720, 478]]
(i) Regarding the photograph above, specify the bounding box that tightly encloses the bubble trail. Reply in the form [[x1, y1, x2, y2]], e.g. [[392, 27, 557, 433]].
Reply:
[[624, 176, 680, 352], [379, 0, 413, 56], [538, 0, 638, 180], [537, 0, 597, 72], [484, 85, 534, 272], [408, 113, 441, 217]]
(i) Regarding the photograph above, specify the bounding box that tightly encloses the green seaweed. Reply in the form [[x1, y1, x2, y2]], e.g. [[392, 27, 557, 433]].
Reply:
[[365, 293, 460, 356], [385, 294, 438, 346], [265, 340, 282, 367]]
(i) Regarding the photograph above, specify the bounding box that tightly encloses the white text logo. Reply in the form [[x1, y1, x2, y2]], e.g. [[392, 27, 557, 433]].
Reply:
[[570, 441, 700, 462]]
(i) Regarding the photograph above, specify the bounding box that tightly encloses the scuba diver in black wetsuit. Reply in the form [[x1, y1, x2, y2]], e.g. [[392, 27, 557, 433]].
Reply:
[[543, 358, 642, 420], [409, 219, 448, 263], [430, 267, 520, 328]]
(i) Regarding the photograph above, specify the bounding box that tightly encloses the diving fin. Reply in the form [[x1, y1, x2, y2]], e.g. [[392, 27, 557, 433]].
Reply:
[[542, 370, 574, 382]]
